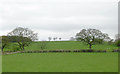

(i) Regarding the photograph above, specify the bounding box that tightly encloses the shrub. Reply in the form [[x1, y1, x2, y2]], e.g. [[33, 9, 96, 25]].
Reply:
[[102, 50, 106, 52], [96, 50, 102, 52], [115, 40, 120, 47], [112, 49, 120, 52], [87, 49, 94, 52], [73, 50, 81, 52], [96, 50, 106, 52], [12, 45, 20, 51], [81, 49, 87, 52]]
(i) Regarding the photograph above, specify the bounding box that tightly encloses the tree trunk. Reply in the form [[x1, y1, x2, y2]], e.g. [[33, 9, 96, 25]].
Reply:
[[17, 42, 23, 51], [1, 44, 6, 52], [89, 43, 92, 49], [1, 48, 3, 52], [19, 45, 22, 51], [22, 46, 25, 51]]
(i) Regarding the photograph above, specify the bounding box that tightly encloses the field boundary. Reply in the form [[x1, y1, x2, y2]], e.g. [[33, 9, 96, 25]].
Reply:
[[2, 49, 119, 55]]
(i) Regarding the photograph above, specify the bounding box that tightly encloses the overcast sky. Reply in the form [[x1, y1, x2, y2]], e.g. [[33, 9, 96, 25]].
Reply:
[[0, 0, 119, 41]]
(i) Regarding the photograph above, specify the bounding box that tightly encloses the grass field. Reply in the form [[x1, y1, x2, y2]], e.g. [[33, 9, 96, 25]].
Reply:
[[4, 41, 118, 51], [2, 53, 118, 72], [0, 54, 2, 74]]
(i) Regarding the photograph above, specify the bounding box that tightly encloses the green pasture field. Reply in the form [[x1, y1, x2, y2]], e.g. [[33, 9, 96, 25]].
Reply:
[[0, 53, 2, 74], [2, 53, 118, 72], [4, 41, 118, 51]]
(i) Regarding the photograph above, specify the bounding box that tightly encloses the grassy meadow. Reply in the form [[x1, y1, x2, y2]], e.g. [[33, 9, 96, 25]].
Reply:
[[4, 41, 118, 51], [2, 41, 119, 72], [2, 53, 118, 72]]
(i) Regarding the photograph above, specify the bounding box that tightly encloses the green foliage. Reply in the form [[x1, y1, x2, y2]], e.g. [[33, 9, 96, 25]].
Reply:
[[0, 36, 9, 51], [108, 39, 114, 45], [8, 36, 32, 43], [12, 44, 20, 51], [115, 40, 120, 47], [94, 38, 104, 44]]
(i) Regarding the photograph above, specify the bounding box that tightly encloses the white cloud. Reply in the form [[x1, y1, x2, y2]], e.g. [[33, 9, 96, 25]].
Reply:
[[0, 0, 118, 40]]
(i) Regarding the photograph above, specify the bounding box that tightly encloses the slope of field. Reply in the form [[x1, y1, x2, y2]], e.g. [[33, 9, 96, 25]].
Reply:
[[2, 53, 118, 72], [4, 41, 118, 51], [25, 41, 118, 51]]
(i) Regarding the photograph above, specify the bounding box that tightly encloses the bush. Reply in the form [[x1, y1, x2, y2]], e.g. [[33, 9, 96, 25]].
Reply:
[[80, 49, 95, 52], [102, 50, 106, 52], [73, 50, 81, 52], [112, 49, 120, 52], [96, 50, 102, 52], [96, 50, 106, 52], [115, 40, 120, 47], [12, 45, 20, 51], [81, 49, 87, 52], [87, 49, 94, 52]]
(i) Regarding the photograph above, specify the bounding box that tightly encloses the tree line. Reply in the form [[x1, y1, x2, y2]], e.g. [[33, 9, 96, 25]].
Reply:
[[0, 27, 120, 52]]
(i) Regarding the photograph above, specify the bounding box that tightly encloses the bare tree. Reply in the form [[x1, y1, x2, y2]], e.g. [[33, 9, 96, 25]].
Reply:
[[48, 37, 52, 41], [0, 36, 9, 52], [115, 34, 120, 47], [76, 29, 110, 49], [70, 37, 75, 41], [53, 37, 57, 41], [59, 38, 62, 41], [115, 34, 120, 41], [7, 27, 38, 51], [40, 40, 48, 50]]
